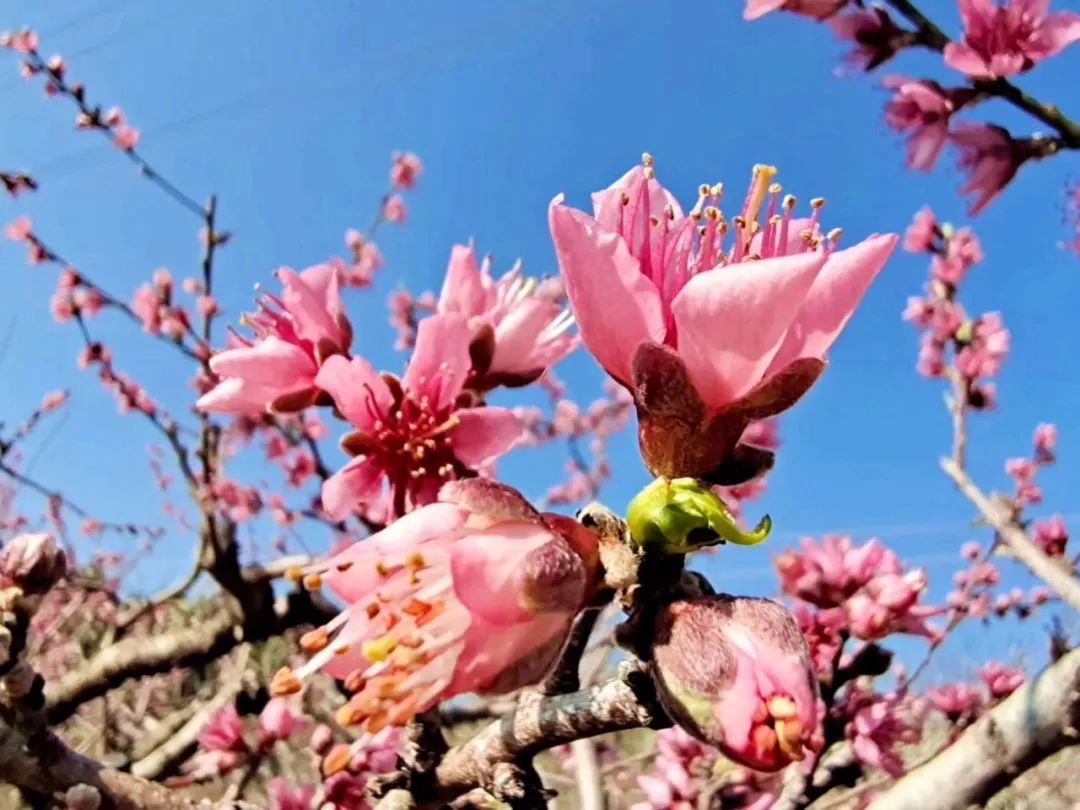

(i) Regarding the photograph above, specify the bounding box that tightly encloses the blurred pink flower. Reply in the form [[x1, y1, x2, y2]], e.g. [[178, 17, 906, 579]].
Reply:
[[316, 314, 523, 519], [198, 705, 246, 753], [258, 697, 306, 745], [775, 535, 892, 607], [197, 264, 351, 415], [1032, 514, 1068, 557], [382, 194, 407, 223], [744, 0, 846, 21], [950, 123, 1031, 214], [904, 206, 940, 253], [1, 28, 39, 54], [113, 124, 140, 150], [437, 243, 576, 389], [284, 479, 600, 734], [944, 0, 1080, 78], [845, 685, 920, 777], [926, 682, 985, 722], [978, 661, 1025, 699], [1033, 422, 1057, 460], [883, 77, 962, 171], [267, 779, 315, 810], [549, 160, 896, 481], [390, 151, 422, 189], [833, 7, 910, 69], [4, 215, 32, 241], [955, 312, 1009, 378]]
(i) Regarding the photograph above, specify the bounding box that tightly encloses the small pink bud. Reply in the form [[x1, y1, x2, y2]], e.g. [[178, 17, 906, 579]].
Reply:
[[64, 785, 101, 810], [0, 533, 66, 593], [311, 723, 334, 755]]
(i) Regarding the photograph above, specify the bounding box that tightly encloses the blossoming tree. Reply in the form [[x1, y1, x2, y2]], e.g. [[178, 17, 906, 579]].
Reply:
[[2, 1, 1080, 809]]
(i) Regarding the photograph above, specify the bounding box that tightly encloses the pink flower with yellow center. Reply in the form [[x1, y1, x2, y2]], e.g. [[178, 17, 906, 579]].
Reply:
[[549, 157, 896, 483], [316, 314, 523, 519], [274, 479, 600, 734], [197, 264, 352, 415]]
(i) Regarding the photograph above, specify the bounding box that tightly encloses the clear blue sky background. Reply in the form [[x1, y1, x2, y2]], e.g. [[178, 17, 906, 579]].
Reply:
[[2, 0, 1078, 681]]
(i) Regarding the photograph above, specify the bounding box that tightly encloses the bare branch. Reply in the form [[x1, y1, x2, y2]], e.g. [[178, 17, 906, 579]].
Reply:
[[869, 648, 1080, 810]]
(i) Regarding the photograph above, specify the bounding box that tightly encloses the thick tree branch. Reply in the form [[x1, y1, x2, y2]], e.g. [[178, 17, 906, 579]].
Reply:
[[940, 457, 1080, 613], [430, 661, 669, 802], [869, 648, 1080, 810]]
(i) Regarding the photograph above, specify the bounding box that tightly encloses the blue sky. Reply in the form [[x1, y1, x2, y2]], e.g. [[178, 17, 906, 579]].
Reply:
[[2, 0, 1078, 679]]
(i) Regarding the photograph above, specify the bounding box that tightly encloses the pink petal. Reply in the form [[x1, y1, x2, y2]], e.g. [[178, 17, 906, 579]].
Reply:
[[766, 233, 898, 374], [321, 456, 384, 521], [314, 354, 392, 431], [404, 314, 473, 409], [438, 244, 490, 317], [943, 42, 994, 78], [590, 166, 684, 229], [279, 267, 342, 346], [670, 251, 826, 408], [209, 336, 315, 387], [1033, 12, 1080, 57], [548, 198, 665, 385], [448, 611, 568, 695], [449, 522, 555, 625], [196, 377, 281, 414], [450, 407, 523, 468], [438, 479, 541, 524], [907, 124, 949, 172], [490, 296, 562, 373]]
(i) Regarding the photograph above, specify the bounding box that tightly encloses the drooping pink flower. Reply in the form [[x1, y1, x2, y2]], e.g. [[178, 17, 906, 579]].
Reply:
[[316, 314, 523, 519], [882, 77, 963, 171], [390, 151, 422, 189], [651, 595, 822, 772], [198, 704, 246, 753], [281, 479, 600, 733], [950, 123, 1034, 214], [832, 7, 910, 69], [549, 159, 896, 482], [258, 697, 306, 745], [436, 243, 576, 389], [197, 264, 351, 414], [944, 0, 1080, 78], [743, 0, 847, 21], [978, 661, 1025, 699], [267, 779, 315, 810], [1033, 422, 1057, 461], [1, 28, 39, 54]]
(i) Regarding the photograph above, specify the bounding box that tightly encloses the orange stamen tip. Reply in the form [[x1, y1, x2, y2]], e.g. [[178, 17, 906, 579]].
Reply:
[[404, 551, 426, 570], [752, 724, 778, 754], [302, 572, 322, 590], [344, 669, 367, 693], [300, 628, 329, 654], [767, 695, 798, 720], [321, 743, 352, 777], [366, 602, 381, 619], [270, 666, 302, 697], [285, 566, 304, 583]]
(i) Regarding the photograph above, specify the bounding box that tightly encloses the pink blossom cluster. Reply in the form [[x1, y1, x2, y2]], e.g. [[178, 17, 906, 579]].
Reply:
[[948, 541, 1050, 620], [631, 727, 713, 810], [838, 680, 923, 776], [131, 268, 197, 339], [1004, 422, 1058, 507], [775, 535, 944, 642], [903, 208, 1005, 406], [743, 2, 1080, 214]]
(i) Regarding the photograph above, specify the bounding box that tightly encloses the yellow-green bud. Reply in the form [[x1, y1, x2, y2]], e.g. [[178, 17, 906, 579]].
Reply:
[[626, 478, 770, 553]]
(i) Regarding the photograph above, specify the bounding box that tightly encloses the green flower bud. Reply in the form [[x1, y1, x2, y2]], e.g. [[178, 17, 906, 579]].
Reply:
[[626, 478, 770, 553]]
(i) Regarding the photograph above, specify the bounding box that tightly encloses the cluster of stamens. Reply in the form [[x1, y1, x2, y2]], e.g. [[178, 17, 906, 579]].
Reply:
[[273, 549, 463, 734], [750, 693, 807, 763]]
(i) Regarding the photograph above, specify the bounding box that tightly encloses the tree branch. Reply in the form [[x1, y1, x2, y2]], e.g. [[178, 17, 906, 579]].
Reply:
[[869, 648, 1080, 810], [940, 457, 1080, 613]]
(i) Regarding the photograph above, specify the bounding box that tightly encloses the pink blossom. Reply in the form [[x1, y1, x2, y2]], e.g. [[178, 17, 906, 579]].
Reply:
[[926, 682, 985, 722], [1, 28, 39, 54], [39, 389, 69, 412], [961, 540, 981, 559], [382, 194, 407, 223], [904, 206, 940, 252], [284, 479, 600, 733], [955, 312, 1009, 378], [197, 264, 351, 415], [113, 124, 140, 151], [950, 123, 1031, 214], [775, 535, 896, 607], [944, 0, 1080, 79], [549, 160, 896, 481], [1032, 514, 1068, 557], [198, 705, 246, 752], [130, 284, 161, 334], [258, 697, 306, 744], [832, 7, 910, 70], [348, 726, 402, 775], [437, 243, 576, 388], [978, 661, 1025, 699], [792, 603, 846, 679], [743, 0, 846, 21], [80, 518, 103, 536], [390, 151, 422, 189], [267, 779, 315, 810], [844, 570, 942, 641], [844, 685, 921, 777], [316, 314, 523, 519], [883, 77, 962, 171], [4, 215, 32, 241], [1033, 422, 1057, 460]]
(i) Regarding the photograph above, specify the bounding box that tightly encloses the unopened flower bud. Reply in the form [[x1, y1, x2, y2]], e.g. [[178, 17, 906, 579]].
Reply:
[[64, 784, 101, 810], [650, 595, 821, 771], [0, 533, 66, 594], [627, 477, 770, 553], [311, 723, 334, 755]]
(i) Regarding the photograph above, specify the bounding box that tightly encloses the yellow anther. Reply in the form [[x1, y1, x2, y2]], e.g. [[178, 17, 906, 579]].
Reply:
[[642, 152, 654, 167], [362, 635, 398, 662], [810, 197, 825, 209], [767, 695, 798, 720]]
